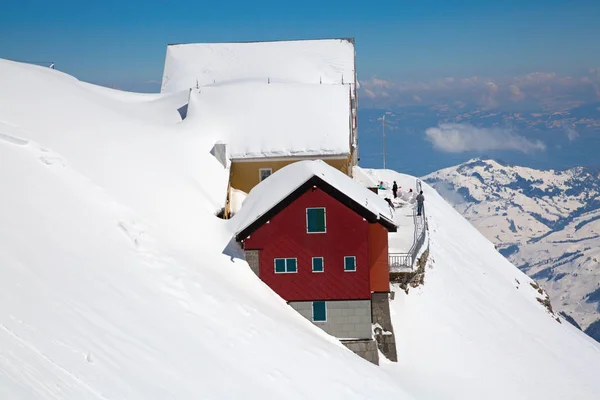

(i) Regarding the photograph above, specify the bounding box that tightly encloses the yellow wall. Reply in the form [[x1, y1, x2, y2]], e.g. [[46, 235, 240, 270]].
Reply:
[[230, 157, 350, 194]]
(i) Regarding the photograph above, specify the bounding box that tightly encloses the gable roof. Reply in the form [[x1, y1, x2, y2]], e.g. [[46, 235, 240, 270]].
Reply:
[[186, 82, 352, 159], [232, 160, 396, 241], [161, 38, 356, 93]]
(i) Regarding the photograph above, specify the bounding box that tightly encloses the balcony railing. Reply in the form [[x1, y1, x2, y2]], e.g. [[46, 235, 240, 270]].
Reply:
[[389, 179, 428, 272]]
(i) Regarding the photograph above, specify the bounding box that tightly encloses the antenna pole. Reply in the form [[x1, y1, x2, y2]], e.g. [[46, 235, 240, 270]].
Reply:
[[382, 114, 386, 169]]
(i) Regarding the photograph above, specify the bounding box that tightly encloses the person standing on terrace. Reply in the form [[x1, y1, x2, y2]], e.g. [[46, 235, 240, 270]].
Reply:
[[416, 191, 425, 216]]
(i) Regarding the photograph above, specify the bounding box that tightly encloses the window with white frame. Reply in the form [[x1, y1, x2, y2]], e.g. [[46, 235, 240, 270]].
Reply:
[[312, 257, 324, 273], [344, 256, 356, 272], [274, 258, 297, 273], [306, 207, 326, 233], [259, 168, 272, 182]]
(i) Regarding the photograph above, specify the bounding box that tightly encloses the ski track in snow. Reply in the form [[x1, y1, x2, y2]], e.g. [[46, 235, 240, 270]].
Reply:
[[0, 325, 108, 400], [0, 131, 29, 146]]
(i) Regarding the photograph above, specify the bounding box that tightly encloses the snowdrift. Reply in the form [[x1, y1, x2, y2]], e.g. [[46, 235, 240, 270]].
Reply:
[[0, 60, 410, 399], [1, 59, 600, 399], [364, 169, 600, 399]]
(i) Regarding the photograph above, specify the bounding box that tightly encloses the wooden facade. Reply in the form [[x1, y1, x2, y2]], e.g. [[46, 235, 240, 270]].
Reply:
[[230, 155, 351, 195], [239, 178, 393, 301]]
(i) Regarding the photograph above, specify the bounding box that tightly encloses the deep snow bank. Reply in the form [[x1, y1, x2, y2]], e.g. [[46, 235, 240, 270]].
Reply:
[[0, 60, 411, 399], [365, 169, 600, 400], [2, 59, 600, 400]]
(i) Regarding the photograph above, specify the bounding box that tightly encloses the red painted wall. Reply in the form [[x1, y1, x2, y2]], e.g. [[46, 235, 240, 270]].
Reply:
[[244, 186, 371, 301], [368, 223, 390, 293]]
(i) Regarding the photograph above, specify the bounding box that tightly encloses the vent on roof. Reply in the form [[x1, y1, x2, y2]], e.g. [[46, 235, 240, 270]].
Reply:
[[177, 104, 188, 120], [210, 142, 229, 168]]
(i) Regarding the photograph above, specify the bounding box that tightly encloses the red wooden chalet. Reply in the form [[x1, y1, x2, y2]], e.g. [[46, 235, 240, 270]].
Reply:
[[234, 160, 396, 341]]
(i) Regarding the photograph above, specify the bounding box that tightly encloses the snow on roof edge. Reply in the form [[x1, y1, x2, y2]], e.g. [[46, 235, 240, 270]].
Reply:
[[166, 37, 355, 47], [229, 151, 351, 161], [185, 82, 352, 159]]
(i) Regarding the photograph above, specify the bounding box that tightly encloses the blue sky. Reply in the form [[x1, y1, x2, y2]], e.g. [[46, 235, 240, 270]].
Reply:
[[2, 0, 599, 89], [1, 0, 599, 174]]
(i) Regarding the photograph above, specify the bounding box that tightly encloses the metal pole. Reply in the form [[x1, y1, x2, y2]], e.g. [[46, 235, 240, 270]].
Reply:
[[382, 114, 386, 169]]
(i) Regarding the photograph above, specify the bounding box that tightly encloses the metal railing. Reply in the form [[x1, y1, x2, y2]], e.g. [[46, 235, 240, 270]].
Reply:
[[388, 179, 428, 271]]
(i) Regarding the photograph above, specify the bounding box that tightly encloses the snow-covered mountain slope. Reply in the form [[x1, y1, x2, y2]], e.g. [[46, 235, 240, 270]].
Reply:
[[365, 169, 600, 399], [0, 59, 412, 399], [2, 60, 600, 399], [424, 159, 600, 341]]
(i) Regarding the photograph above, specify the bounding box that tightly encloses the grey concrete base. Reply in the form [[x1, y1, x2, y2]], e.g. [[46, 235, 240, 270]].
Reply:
[[245, 250, 260, 276], [289, 300, 372, 339], [371, 292, 398, 362], [342, 339, 379, 365]]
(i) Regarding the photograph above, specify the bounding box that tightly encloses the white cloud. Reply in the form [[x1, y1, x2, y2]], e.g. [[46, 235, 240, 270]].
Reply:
[[517, 72, 557, 84], [363, 88, 376, 99], [370, 78, 394, 88], [425, 123, 546, 153], [359, 70, 600, 108], [486, 81, 499, 93], [509, 85, 525, 101], [563, 124, 579, 142]]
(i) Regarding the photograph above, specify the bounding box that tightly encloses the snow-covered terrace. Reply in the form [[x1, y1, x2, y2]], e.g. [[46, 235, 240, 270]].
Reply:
[[354, 167, 425, 271], [185, 82, 352, 160], [161, 39, 356, 93]]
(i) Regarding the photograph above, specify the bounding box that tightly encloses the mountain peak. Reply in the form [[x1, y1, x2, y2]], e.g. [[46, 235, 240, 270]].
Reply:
[[424, 160, 600, 343]]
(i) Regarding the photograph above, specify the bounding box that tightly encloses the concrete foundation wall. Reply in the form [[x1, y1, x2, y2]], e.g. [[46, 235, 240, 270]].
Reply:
[[342, 339, 379, 365], [245, 250, 260, 276], [289, 300, 372, 339]]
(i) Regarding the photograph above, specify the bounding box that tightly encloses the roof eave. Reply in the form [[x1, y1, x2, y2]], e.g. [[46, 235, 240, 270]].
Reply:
[[379, 215, 397, 232], [167, 38, 355, 47], [230, 153, 350, 162]]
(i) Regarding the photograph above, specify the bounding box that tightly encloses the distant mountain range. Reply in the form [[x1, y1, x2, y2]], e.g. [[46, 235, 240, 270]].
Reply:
[[357, 101, 600, 177], [424, 159, 600, 341]]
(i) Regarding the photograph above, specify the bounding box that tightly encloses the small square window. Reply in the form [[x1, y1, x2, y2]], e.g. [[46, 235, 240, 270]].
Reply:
[[274, 258, 297, 273], [312, 257, 324, 273], [306, 208, 326, 233], [259, 168, 272, 182], [344, 256, 356, 272], [312, 301, 327, 322]]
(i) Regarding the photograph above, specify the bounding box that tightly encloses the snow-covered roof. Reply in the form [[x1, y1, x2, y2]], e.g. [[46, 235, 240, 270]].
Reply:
[[232, 160, 396, 240], [186, 82, 351, 159], [161, 39, 356, 93], [352, 165, 380, 188]]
